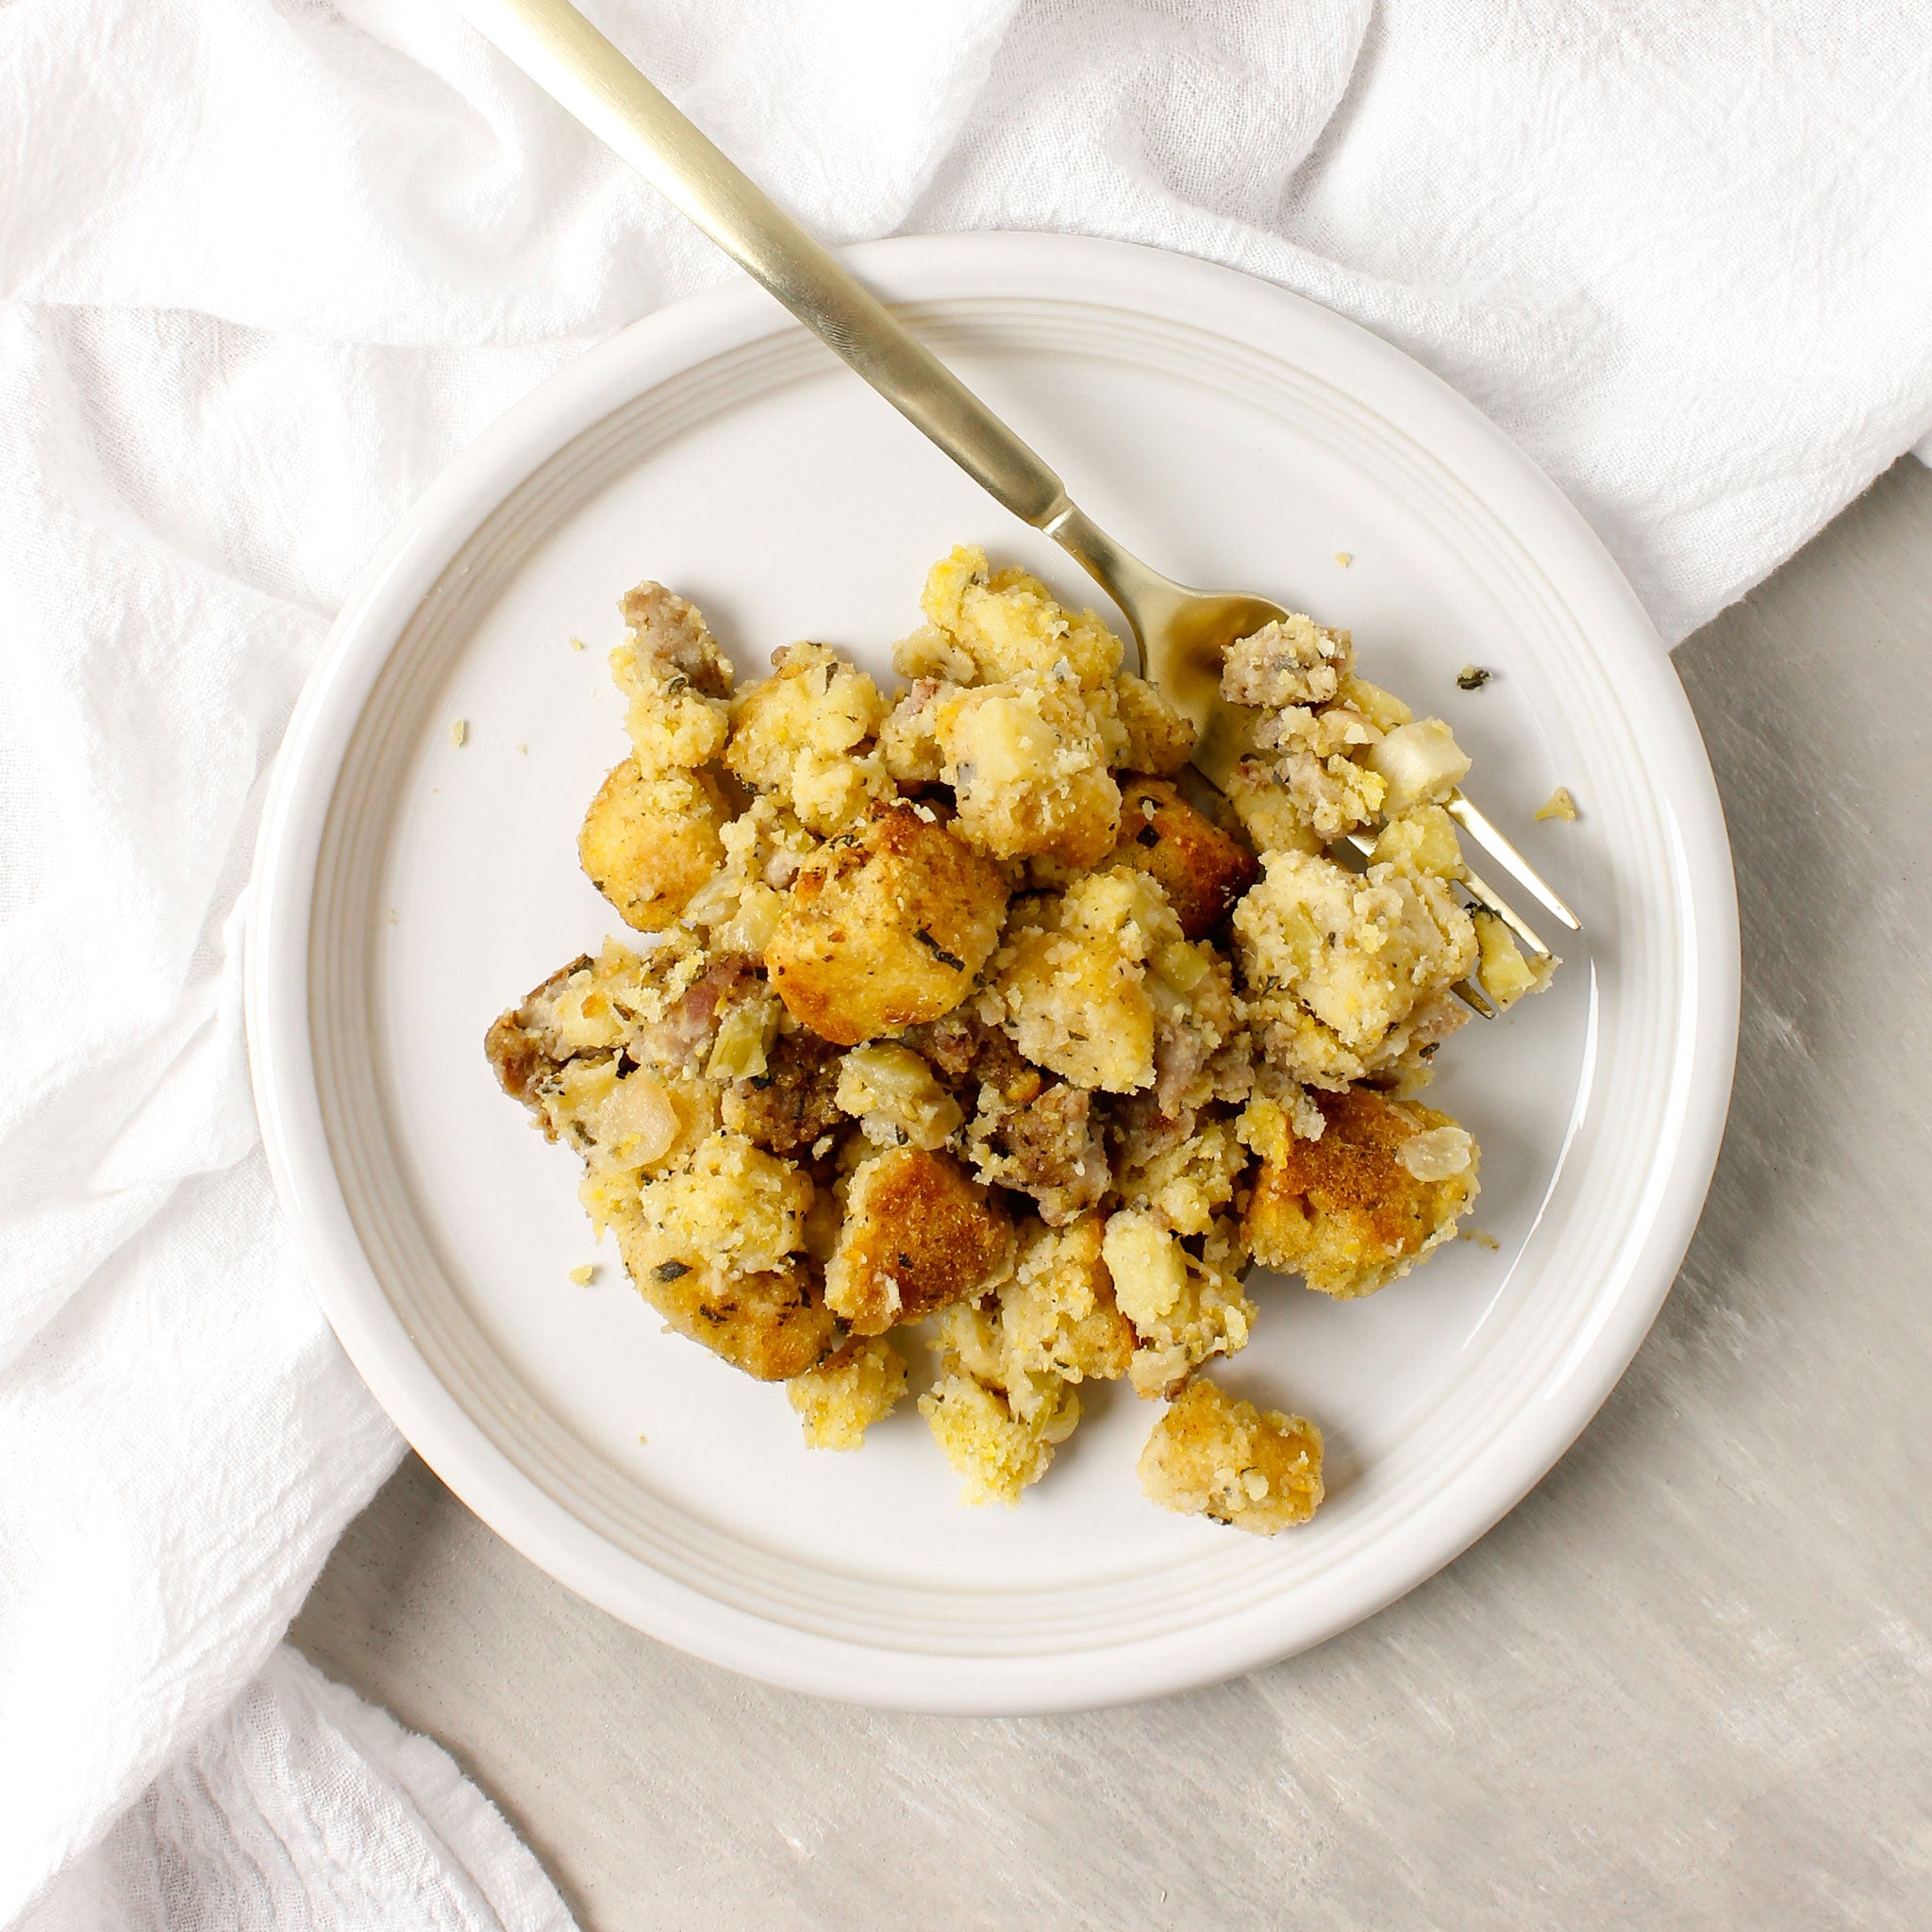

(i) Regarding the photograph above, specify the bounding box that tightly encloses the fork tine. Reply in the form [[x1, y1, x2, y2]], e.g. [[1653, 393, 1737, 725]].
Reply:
[[1341, 826, 1550, 1020], [1460, 860, 1552, 959], [1445, 792, 1582, 932]]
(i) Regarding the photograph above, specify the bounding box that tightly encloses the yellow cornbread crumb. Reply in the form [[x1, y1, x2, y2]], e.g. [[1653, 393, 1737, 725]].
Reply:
[[789, 1335, 908, 1450], [1536, 785, 1578, 822], [568, 1263, 596, 1286], [1138, 1378, 1324, 1535], [448, 718, 467, 747], [920, 1367, 1080, 1505]]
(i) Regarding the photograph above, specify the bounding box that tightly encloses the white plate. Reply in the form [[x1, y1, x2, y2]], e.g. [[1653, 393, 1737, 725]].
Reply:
[[246, 233, 1737, 1714]]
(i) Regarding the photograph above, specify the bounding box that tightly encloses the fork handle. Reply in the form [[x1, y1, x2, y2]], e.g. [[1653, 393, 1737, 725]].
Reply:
[[448, 0, 1074, 530]]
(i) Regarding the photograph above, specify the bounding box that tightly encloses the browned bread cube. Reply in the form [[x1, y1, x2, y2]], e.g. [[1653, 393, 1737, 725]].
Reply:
[[1109, 775, 1259, 940], [1243, 1086, 1477, 1298], [824, 1146, 1014, 1335], [763, 801, 1008, 1045], [578, 757, 729, 931]]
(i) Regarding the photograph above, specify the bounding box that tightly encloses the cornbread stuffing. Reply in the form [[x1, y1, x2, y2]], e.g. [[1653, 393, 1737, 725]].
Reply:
[[488, 544, 1558, 1532]]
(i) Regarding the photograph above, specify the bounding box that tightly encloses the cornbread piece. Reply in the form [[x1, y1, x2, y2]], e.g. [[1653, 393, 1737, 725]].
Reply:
[[720, 1025, 845, 1157], [1363, 717, 1472, 815], [1250, 700, 1388, 841], [876, 676, 950, 786], [920, 1368, 1080, 1506], [609, 582, 733, 773], [1148, 947, 1241, 1117], [724, 641, 888, 834], [1109, 777, 1258, 941], [934, 1217, 1131, 1426], [1536, 785, 1578, 822], [788, 1335, 908, 1450], [1220, 614, 1355, 708], [1471, 909, 1555, 1009], [891, 622, 976, 685], [680, 794, 821, 958], [612, 1224, 836, 1381], [1219, 759, 1323, 858], [981, 868, 1187, 1093], [1101, 1208, 1257, 1398], [834, 1043, 964, 1151], [1338, 673, 1413, 732], [578, 759, 729, 931], [824, 1146, 1014, 1334], [617, 580, 735, 692], [764, 801, 1009, 1045], [1138, 1378, 1324, 1536], [1111, 672, 1196, 775], [1368, 803, 1465, 883], [1111, 1115, 1248, 1237], [935, 670, 1122, 867], [1243, 1086, 1478, 1298], [920, 544, 1124, 690], [1234, 846, 1477, 1078], [632, 1130, 812, 1277]]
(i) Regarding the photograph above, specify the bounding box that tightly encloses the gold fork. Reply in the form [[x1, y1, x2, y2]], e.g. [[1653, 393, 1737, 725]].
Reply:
[[447, 0, 1581, 986]]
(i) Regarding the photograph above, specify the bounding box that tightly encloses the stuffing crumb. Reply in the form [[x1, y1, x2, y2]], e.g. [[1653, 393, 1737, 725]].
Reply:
[[488, 546, 1557, 1516], [789, 1335, 908, 1450], [449, 718, 468, 746], [1334, 551, 1352, 568], [1456, 664, 1491, 691], [1535, 785, 1578, 822], [1138, 1378, 1324, 1534]]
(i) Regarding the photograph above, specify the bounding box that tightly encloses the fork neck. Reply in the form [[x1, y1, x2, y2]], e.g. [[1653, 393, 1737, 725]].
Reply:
[[1040, 501, 1185, 679]]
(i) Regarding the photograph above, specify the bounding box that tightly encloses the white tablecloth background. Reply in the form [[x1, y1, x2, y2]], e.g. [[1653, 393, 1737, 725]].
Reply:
[[4, 1, 1928, 1924]]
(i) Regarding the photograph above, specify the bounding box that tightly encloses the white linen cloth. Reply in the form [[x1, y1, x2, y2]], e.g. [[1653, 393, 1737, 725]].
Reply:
[[1, 0, 1927, 1923], [19, 1648, 574, 1932]]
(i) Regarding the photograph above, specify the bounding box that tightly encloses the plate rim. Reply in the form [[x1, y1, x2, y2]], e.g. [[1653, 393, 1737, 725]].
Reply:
[[246, 230, 1740, 1713]]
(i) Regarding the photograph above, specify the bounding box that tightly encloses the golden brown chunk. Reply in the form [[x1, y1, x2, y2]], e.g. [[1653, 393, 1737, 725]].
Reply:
[[577, 758, 729, 932], [1243, 1086, 1478, 1298], [936, 670, 1122, 868], [919, 1370, 1080, 1506], [1471, 908, 1555, 1009], [788, 1336, 908, 1449], [612, 1228, 837, 1381], [1219, 614, 1355, 708], [981, 868, 1185, 1093], [764, 801, 1009, 1046], [1101, 1208, 1257, 1397], [1233, 845, 1476, 1080], [609, 583, 733, 774], [1138, 1378, 1324, 1535], [920, 544, 1124, 690], [1110, 673, 1196, 775], [724, 641, 888, 834], [934, 1212, 1134, 1424], [1108, 776, 1258, 941], [824, 1146, 1014, 1335], [834, 1043, 963, 1151]]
